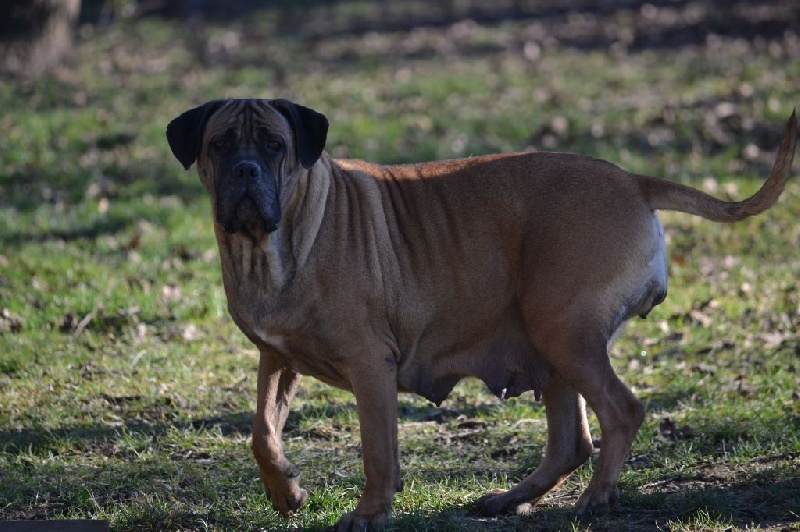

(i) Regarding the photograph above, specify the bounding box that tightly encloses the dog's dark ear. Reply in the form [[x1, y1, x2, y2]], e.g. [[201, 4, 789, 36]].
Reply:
[[271, 99, 329, 169], [166, 100, 224, 170]]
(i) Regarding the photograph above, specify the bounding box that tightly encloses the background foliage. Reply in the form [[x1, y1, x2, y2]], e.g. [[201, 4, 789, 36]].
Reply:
[[1, 1, 799, 530]]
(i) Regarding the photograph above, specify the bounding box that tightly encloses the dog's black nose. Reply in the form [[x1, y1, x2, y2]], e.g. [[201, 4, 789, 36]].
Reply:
[[232, 160, 262, 179]]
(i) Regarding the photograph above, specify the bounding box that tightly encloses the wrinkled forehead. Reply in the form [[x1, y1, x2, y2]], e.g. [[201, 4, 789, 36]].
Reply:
[[205, 99, 289, 136]]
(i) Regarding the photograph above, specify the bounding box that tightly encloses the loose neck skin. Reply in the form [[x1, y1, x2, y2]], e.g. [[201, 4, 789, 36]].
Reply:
[[209, 157, 334, 302]]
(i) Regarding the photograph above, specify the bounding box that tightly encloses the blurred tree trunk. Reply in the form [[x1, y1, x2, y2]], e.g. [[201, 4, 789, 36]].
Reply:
[[0, 0, 81, 78]]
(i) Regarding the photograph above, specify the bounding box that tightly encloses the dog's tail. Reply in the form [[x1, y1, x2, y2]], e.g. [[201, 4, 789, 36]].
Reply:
[[637, 110, 798, 222]]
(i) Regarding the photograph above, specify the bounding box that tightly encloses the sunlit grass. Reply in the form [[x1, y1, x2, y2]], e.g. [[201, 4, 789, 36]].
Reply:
[[1, 3, 799, 530]]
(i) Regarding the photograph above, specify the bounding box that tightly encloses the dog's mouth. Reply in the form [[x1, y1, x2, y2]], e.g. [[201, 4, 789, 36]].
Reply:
[[221, 197, 278, 235], [218, 191, 280, 237], [215, 160, 282, 238]]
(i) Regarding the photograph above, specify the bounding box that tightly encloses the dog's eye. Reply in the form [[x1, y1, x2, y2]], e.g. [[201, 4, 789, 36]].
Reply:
[[266, 140, 283, 152], [211, 138, 229, 152]]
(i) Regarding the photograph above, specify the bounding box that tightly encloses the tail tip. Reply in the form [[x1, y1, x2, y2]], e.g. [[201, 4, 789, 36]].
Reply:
[[785, 108, 799, 138]]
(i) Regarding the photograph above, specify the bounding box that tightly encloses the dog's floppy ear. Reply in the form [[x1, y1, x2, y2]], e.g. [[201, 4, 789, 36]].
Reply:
[[166, 100, 225, 170], [271, 99, 329, 169]]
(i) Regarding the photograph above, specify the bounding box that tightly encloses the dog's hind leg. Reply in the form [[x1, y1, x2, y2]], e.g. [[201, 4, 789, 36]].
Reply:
[[479, 287, 644, 517], [475, 376, 593, 516], [543, 326, 644, 516], [570, 360, 644, 516]]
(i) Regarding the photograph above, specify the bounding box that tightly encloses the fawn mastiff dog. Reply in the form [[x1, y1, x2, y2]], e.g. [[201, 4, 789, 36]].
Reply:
[[167, 99, 797, 530]]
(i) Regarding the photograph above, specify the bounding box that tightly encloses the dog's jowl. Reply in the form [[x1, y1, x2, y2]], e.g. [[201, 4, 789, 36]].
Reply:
[[167, 99, 797, 531]]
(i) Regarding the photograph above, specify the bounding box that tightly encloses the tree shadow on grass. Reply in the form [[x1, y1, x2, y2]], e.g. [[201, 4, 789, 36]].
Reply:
[[386, 474, 800, 531], [0, 164, 206, 253], [0, 214, 134, 247], [1, 402, 797, 529], [134, 0, 799, 52], [296, 0, 799, 50]]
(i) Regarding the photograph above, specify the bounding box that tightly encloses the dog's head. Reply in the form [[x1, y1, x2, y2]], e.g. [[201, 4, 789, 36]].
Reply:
[[166, 99, 328, 237]]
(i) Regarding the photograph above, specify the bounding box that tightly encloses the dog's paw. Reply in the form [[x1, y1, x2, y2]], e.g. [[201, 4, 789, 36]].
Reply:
[[268, 486, 308, 517], [331, 510, 389, 532], [472, 489, 507, 517], [472, 489, 536, 517], [574, 486, 618, 517]]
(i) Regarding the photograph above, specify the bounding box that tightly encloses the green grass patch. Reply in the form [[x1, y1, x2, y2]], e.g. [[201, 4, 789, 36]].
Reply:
[[2, 3, 799, 530]]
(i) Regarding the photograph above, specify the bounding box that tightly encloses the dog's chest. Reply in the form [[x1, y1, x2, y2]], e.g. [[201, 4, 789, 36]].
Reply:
[[247, 318, 354, 389], [252, 326, 288, 352]]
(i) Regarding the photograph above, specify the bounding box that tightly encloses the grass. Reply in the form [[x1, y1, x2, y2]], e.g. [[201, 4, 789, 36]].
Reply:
[[2, 1, 800, 530]]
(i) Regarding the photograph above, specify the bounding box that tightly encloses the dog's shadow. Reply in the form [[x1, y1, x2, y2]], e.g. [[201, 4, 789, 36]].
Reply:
[[2, 410, 796, 530]]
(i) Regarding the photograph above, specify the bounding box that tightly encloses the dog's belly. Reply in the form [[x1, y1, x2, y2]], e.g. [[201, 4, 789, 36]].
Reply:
[[396, 320, 553, 405]]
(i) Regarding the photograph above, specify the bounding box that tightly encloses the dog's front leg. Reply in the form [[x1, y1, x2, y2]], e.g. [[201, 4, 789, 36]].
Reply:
[[252, 347, 307, 516], [334, 359, 401, 532]]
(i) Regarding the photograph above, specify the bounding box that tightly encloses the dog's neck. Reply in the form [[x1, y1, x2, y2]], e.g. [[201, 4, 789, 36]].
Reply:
[[214, 157, 333, 300], [284, 157, 333, 272], [217, 229, 288, 293]]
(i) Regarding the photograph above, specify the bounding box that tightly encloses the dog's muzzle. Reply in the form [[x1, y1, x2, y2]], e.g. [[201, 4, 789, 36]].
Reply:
[[217, 160, 281, 235]]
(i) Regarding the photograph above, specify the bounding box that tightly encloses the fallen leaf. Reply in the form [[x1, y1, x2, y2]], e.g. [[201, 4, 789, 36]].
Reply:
[[757, 331, 794, 349], [689, 309, 713, 328], [722, 374, 756, 396], [658, 418, 693, 440], [691, 363, 717, 374], [182, 324, 199, 341], [135, 323, 148, 342], [0, 308, 23, 334], [162, 283, 182, 302]]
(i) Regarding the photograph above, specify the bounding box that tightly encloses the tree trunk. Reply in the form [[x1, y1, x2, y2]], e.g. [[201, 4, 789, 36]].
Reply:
[[0, 0, 81, 78]]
